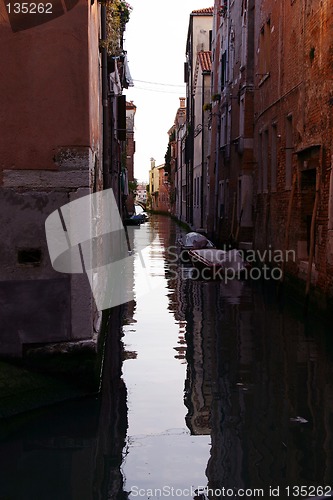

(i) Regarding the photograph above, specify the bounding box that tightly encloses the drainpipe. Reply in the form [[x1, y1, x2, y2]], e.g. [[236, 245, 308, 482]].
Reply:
[[213, 125, 219, 235], [101, 4, 110, 189], [201, 76, 205, 229], [214, 0, 230, 237]]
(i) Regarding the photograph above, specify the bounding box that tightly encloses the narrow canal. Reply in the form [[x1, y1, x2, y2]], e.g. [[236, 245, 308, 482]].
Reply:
[[1, 215, 333, 499]]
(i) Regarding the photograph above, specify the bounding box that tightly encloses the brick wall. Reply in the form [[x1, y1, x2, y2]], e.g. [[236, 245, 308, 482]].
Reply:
[[253, 0, 333, 297]]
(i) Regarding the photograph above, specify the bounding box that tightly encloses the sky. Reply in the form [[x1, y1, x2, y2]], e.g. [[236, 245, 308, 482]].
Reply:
[[124, 0, 214, 184]]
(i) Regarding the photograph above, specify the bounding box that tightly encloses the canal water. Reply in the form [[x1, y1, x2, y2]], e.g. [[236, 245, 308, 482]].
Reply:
[[1, 215, 333, 499]]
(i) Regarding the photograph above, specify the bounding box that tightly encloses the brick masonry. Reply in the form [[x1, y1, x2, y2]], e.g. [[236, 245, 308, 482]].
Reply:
[[253, 0, 333, 298]]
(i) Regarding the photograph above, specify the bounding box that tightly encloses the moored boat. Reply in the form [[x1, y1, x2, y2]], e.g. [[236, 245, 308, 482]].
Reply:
[[177, 232, 215, 262], [188, 248, 249, 278]]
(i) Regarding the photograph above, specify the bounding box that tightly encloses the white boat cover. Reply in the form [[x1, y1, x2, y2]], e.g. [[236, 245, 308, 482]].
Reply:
[[189, 248, 247, 273], [178, 232, 215, 250]]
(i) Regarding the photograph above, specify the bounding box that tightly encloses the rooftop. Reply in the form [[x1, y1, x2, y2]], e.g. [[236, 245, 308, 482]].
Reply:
[[198, 51, 212, 72], [191, 7, 214, 15]]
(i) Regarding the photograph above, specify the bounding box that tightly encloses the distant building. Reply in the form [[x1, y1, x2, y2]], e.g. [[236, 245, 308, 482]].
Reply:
[[136, 184, 147, 205], [158, 164, 171, 213], [148, 159, 169, 212], [148, 158, 159, 210], [184, 7, 214, 227], [168, 98, 187, 220]]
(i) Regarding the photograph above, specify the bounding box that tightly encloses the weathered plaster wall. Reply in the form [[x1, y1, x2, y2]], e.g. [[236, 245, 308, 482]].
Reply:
[[0, 0, 91, 171]]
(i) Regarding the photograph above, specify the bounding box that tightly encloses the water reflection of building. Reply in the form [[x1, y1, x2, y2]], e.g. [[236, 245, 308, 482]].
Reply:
[[184, 279, 213, 436], [161, 220, 214, 437], [206, 282, 333, 495], [150, 217, 333, 494]]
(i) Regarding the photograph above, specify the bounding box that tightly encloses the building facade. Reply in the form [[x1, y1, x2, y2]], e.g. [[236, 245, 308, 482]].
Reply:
[[125, 100, 137, 216], [193, 51, 212, 232], [253, 0, 333, 301], [208, 0, 255, 246], [171, 0, 333, 304], [170, 98, 187, 221], [0, 0, 133, 355], [136, 184, 148, 205], [184, 7, 214, 226]]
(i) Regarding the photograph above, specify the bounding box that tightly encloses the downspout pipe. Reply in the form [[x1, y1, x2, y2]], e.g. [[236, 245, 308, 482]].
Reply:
[[101, 4, 110, 189], [201, 75, 205, 229], [214, 0, 230, 236]]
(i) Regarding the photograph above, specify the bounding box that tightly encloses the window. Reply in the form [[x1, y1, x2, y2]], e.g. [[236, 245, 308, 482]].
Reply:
[[194, 177, 197, 207], [221, 51, 227, 91], [285, 115, 293, 188], [219, 181, 225, 218], [271, 124, 277, 191], [258, 132, 262, 193], [238, 178, 242, 219], [220, 112, 227, 147], [241, 9, 247, 68], [263, 129, 268, 192], [194, 176, 200, 208], [259, 20, 271, 78], [239, 96, 245, 137], [225, 180, 229, 218], [227, 106, 232, 146], [198, 176, 201, 209], [182, 186, 186, 205]]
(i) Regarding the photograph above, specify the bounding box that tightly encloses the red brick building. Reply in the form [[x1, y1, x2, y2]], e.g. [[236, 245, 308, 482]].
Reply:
[[158, 165, 171, 213], [253, 0, 333, 303]]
